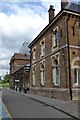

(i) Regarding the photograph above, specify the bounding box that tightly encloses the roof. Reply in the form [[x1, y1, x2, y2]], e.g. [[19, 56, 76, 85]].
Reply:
[[28, 2, 80, 48], [10, 53, 30, 63], [19, 42, 30, 54], [65, 2, 80, 13]]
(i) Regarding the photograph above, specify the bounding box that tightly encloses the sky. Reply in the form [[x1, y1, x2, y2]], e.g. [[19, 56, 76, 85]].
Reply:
[[0, 0, 80, 79]]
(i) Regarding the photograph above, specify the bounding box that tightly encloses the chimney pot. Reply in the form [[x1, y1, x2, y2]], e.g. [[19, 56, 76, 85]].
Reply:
[[50, 5, 54, 9]]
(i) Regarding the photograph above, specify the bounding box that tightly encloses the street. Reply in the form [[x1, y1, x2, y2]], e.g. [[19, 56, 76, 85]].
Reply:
[[2, 88, 73, 119]]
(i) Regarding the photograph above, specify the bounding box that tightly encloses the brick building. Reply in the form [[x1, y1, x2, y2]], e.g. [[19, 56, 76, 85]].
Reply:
[[29, 1, 80, 100], [9, 53, 30, 91]]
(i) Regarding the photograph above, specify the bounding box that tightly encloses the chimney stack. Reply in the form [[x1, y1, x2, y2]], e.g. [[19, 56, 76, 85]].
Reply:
[[61, 0, 68, 9], [48, 5, 55, 23]]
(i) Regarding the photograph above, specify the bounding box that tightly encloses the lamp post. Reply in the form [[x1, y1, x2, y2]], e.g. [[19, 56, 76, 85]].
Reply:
[[66, 15, 72, 100]]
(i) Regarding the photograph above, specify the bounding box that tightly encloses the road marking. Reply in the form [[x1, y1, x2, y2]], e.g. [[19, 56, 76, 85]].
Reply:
[[0, 97, 12, 119], [2, 101, 12, 119], [0, 97, 2, 120]]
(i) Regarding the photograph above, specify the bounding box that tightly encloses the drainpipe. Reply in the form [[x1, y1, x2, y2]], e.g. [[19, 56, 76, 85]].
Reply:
[[29, 50, 32, 87], [66, 14, 72, 100]]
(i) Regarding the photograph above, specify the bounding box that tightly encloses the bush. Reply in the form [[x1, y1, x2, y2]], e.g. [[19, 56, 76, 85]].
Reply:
[[0, 81, 2, 84], [0, 84, 2, 87], [2, 83, 9, 88]]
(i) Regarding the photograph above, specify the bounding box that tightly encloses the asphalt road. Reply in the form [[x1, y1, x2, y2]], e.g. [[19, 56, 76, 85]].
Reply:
[[2, 88, 73, 119]]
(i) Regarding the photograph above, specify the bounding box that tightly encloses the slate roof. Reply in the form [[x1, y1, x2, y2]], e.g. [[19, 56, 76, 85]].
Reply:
[[65, 2, 80, 13]]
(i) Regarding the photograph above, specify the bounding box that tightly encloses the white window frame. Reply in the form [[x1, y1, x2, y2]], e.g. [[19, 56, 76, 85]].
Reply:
[[32, 47, 36, 61], [74, 68, 78, 85], [52, 34, 56, 48], [51, 54, 60, 86], [55, 30, 58, 47], [40, 38, 45, 58], [40, 62, 45, 86], [32, 67, 36, 86], [52, 26, 59, 51], [52, 63, 60, 85]]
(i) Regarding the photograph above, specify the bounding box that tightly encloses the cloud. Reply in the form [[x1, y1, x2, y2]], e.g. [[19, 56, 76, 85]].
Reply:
[[0, 0, 61, 78]]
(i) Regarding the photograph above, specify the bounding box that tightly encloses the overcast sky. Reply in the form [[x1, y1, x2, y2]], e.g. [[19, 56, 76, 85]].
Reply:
[[0, 0, 80, 79]]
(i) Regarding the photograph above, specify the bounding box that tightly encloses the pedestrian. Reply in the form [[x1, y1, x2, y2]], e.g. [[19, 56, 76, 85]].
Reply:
[[27, 83, 29, 93]]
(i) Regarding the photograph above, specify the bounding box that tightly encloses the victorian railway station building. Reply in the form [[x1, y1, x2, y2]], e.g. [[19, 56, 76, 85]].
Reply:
[[9, 43, 30, 92], [29, 0, 80, 100]]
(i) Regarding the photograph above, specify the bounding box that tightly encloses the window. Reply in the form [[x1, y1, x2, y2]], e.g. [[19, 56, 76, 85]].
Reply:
[[32, 47, 36, 61], [71, 26, 75, 36], [40, 63, 45, 86], [74, 68, 78, 85], [40, 39, 45, 57], [52, 59, 60, 85], [55, 30, 58, 47], [52, 29, 59, 48], [32, 68, 36, 86]]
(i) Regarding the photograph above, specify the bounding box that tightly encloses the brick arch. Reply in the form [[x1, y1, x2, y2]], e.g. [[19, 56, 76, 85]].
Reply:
[[71, 57, 80, 69]]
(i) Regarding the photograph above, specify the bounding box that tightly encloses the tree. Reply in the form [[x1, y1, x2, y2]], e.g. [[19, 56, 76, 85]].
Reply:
[[0, 76, 1, 81], [2, 74, 10, 83]]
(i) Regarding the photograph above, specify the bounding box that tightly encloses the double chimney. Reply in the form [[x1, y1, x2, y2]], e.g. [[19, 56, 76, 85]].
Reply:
[[48, 0, 68, 23]]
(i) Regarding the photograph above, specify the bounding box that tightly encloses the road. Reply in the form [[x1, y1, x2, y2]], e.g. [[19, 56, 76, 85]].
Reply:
[[2, 88, 73, 119]]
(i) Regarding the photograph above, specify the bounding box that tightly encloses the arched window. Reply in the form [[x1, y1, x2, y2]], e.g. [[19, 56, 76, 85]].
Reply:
[[40, 39, 45, 58], [74, 68, 78, 85], [40, 63, 45, 86], [55, 30, 58, 46], [32, 47, 36, 61], [52, 27, 59, 49], [52, 59, 60, 85], [32, 68, 36, 86]]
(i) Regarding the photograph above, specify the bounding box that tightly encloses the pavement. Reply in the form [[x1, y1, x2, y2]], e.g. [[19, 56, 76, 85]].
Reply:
[[13, 89, 80, 120]]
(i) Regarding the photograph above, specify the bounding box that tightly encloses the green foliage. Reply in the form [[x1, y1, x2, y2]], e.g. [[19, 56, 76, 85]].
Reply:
[[0, 82, 9, 88], [0, 81, 2, 84], [0, 83, 2, 87], [2, 83, 9, 88], [2, 74, 10, 84], [0, 74, 10, 88], [0, 76, 1, 81]]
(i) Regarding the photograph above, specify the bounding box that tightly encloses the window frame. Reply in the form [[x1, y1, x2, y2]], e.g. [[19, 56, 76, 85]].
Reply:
[[55, 30, 58, 47], [52, 27, 59, 49], [51, 54, 60, 86], [40, 62, 45, 86], [74, 68, 78, 85], [32, 67, 36, 86], [40, 38, 45, 58], [32, 47, 36, 61]]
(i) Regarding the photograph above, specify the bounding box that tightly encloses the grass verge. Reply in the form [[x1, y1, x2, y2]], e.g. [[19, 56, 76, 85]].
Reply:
[[0, 83, 9, 88]]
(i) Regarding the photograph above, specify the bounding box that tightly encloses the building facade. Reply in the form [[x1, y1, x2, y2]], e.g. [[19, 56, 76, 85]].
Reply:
[[29, 1, 80, 100], [9, 53, 30, 90]]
